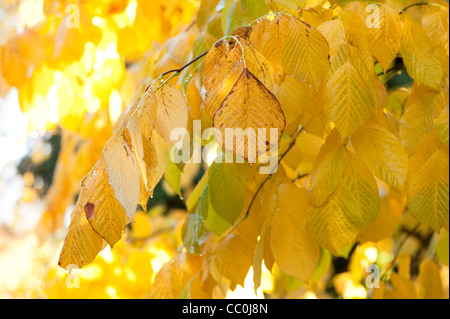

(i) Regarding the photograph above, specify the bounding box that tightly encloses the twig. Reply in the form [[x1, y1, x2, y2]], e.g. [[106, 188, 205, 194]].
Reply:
[[401, 2, 430, 14], [380, 222, 421, 281], [145, 50, 210, 92]]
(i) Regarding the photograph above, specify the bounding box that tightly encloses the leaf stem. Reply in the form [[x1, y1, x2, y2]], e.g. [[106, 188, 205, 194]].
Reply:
[[380, 222, 421, 281]]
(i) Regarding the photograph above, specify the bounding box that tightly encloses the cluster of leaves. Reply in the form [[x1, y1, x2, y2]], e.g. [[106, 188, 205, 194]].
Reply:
[[0, 0, 198, 232], [2, 0, 448, 298]]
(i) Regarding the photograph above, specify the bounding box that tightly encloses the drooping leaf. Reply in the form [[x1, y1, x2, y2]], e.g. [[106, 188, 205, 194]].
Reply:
[[58, 190, 105, 270], [399, 82, 446, 154], [307, 150, 380, 254], [434, 106, 449, 146], [103, 134, 140, 222], [213, 69, 285, 162], [309, 129, 346, 207], [345, 2, 403, 70], [352, 124, 408, 187], [154, 83, 189, 143], [149, 263, 191, 299], [324, 62, 375, 136], [417, 258, 444, 299], [203, 37, 276, 118], [406, 131, 449, 232], [401, 14, 444, 90], [282, 16, 330, 87], [271, 183, 320, 282], [248, 14, 290, 84]]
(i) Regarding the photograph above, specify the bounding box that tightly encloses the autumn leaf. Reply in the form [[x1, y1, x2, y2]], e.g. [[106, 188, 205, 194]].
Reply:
[[271, 182, 320, 282], [324, 62, 375, 137], [308, 129, 346, 207], [283, 16, 330, 88], [351, 124, 408, 187], [307, 150, 379, 254], [213, 69, 285, 162], [406, 131, 449, 232], [154, 83, 189, 143], [203, 37, 276, 119], [401, 14, 444, 90]]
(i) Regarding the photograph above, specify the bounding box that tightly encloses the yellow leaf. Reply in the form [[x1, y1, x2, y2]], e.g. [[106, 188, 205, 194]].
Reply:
[[103, 134, 140, 222], [352, 124, 408, 186], [418, 258, 444, 299], [421, 6, 449, 54], [339, 10, 374, 74], [324, 62, 375, 136], [185, 72, 203, 119], [406, 131, 449, 232], [434, 106, 449, 146], [252, 226, 265, 293], [271, 183, 320, 282], [213, 232, 255, 287], [123, 92, 158, 193], [248, 14, 290, 84], [309, 129, 346, 207], [401, 14, 444, 90], [400, 82, 446, 154], [203, 37, 276, 118], [137, 135, 159, 208], [148, 263, 191, 299], [154, 83, 189, 143], [203, 40, 244, 118], [58, 192, 105, 270], [318, 20, 346, 71], [384, 273, 418, 299], [283, 16, 330, 87], [347, 3, 403, 70], [274, 75, 313, 135], [213, 69, 285, 162], [82, 159, 128, 247], [358, 199, 399, 243], [307, 150, 379, 254]]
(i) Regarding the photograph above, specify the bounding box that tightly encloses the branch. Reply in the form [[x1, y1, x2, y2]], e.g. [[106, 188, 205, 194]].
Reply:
[[380, 222, 421, 281], [400, 2, 430, 14], [145, 50, 209, 92]]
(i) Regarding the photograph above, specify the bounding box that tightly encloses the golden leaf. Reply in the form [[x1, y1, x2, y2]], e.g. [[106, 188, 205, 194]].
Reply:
[[213, 69, 285, 162]]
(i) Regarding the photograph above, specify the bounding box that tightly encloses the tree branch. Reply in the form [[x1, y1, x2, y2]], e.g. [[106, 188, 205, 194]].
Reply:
[[400, 2, 430, 14], [380, 222, 421, 281], [145, 50, 209, 92]]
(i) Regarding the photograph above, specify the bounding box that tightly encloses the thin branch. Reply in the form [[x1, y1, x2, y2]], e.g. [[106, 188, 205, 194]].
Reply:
[[145, 50, 209, 92], [400, 2, 430, 14], [380, 222, 421, 281]]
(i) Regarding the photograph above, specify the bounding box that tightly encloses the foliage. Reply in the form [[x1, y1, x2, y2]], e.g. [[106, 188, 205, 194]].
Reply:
[[0, 0, 448, 299]]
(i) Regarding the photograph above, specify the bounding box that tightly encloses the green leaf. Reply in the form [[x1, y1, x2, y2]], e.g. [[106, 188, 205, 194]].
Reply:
[[164, 148, 184, 197], [207, 152, 252, 224], [221, 0, 269, 36], [182, 185, 209, 253]]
